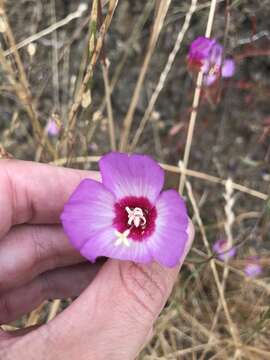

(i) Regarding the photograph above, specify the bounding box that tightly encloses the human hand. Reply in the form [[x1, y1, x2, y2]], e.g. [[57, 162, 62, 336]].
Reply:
[[0, 160, 194, 360]]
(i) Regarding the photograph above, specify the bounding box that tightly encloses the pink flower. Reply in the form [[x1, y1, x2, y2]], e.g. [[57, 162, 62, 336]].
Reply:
[[47, 119, 60, 136], [188, 36, 235, 86], [61, 152, 189, 267], [213, 239, 236, 261], [244, 257, 262, 278]]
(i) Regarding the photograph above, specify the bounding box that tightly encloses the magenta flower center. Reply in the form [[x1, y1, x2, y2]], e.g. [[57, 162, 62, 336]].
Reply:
[[113, 196, 157, 242]]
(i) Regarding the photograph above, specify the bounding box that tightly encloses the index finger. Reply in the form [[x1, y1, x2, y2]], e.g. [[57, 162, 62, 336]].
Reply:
[[0, 159, 99, 238]]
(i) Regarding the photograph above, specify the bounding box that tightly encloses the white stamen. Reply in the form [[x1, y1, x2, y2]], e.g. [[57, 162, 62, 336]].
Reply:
[[125, 206, 146, 228], [114, 229, 131, 247], [134, 216, 140, 228]]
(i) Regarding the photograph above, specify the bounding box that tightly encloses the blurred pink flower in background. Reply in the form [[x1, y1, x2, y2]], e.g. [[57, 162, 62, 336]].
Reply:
[[46, 118, 60, 136], [213, 239, 236, 261], [188, 36, 235, 86], [244, 257, 262, 278]]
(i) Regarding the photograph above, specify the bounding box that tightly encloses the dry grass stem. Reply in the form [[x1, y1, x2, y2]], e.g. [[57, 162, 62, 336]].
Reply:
[[200, 179, 236, 359], [129, 0, 198, 152], [47, 299, 62, 322], [26, 302, 47, 327], [0, 2, 56, 157], [102, 61, 116, 150], [185, 180, 242, 354], [3, 4, 88, 56], [85, 0, 154, 147], [62, 0, 118, 153], [179, 0, 218, 194], [119, 0, 172, 151], [50, 155, 267, 201]]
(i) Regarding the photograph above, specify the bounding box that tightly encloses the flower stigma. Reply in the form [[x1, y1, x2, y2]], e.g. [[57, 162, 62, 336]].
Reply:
[[114, 229, 131, 247], [125, 206, 147, 228]]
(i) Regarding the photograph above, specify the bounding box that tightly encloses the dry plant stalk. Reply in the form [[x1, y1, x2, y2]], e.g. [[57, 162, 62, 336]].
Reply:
[[179, 0, 218, 194], [47, 299, 62, 322], [192, 246, 270, 295], [224, 179, 235, 250], [0, 143, 13, 159], [3, 4, 88, 56], [200, 179, 236, 359], [119, 0, 172, 151], [62, 0, 119, 151], [0, 2, 56, 157], [102, 60, 116, 150], [86, 0, 154, 147], [0, 48, 55, 157], [50, 155, 268, 201], [185, 180, 242, 355], [129, 0, 198, 152], [50, 0, 60, 111], [26, 302, 47, 327]]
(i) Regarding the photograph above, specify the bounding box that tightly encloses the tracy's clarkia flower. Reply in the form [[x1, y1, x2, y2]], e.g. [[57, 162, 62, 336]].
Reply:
[[244, 257, 262, 278], [47, 119, 60, 136], [61, 152, 189, 267], [188, 36, 235, 86], [213, 239, 236, 261]]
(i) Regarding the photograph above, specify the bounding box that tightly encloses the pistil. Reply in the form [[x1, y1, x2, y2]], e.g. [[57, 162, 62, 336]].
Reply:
[[125, 206, 146, 228]]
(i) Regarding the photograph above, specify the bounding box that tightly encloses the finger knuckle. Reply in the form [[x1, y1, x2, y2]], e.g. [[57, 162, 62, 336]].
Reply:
[[3, 165, 36, 225], [30, 227, 57, 274], [31, 229, 48, 273]]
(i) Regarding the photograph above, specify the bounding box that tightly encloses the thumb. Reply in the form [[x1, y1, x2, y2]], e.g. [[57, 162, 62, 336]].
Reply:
[[19, 221, 194, 360]]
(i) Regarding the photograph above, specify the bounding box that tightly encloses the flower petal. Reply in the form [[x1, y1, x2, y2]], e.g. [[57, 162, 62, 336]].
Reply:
[[148, 190, 189, 267], [61, 179, 115, 249], [99, 152, 164, 203], [209, 43, 223, 67], [213, 239, 236, 261], [203, 73, 217, 86], [47, 119, 60, 136], [80, 227, 154, 264], [244, 263, 262, 277], [221, 58, 235, 78], [188, 36, 217, 63]]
